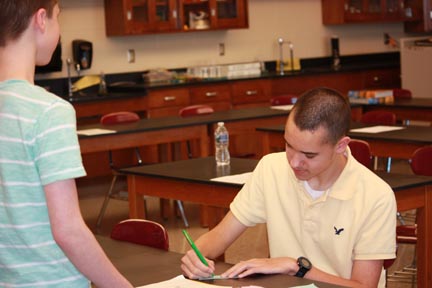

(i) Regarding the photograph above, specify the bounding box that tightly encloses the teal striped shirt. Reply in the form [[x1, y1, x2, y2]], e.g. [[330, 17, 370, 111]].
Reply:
[[0, 80, 88, 287]]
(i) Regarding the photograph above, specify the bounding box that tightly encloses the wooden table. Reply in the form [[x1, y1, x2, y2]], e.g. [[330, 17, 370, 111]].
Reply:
[[120, 157, 432, 287], [257, 123, 432, 160], [77, 106, 289, 176], [362, 98, 432, 123], [78, 116, 210, 156], [96, 235, 343, 287]]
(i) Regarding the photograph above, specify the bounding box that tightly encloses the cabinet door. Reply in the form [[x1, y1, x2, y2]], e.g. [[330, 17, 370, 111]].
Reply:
[[322, 0, 418, 24], [211, 0, 248, 29], [105, 0, 178, 35], [231, 79, 271, 106], [154, 0, 179, 31], [404, 0, 432, 32], [124, 0, 156, 34], [363, 68, 401, 89], [179, 0, 248, 31]]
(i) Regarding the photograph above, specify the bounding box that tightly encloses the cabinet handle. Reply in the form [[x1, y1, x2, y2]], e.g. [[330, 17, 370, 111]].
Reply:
[[173, 10, 177, 19], [164, 96, 176, 101], [205, 92, 218, 97], [127, 11, 132, 21], [373, 76, 379, 82], [245, 90, 258, 96]]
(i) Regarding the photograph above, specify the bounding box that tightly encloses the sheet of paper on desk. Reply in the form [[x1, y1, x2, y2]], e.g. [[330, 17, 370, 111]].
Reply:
[[210, 172, 253, 184], [271, 104, 293, 111], [136, 275, 230, 287], [77, 128, 116, 136], [350, 125, 405, 134]]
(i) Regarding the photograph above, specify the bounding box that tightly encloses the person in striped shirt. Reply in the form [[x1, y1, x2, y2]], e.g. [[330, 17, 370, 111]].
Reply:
[[0, 1, 132, 287]]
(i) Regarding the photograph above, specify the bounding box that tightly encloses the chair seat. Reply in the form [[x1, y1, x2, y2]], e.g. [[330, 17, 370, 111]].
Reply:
[[111, 219, 169, 251]]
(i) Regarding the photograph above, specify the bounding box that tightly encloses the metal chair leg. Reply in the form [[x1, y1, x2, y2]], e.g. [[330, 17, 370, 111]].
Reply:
[[176, 200, 189, 228], [397, 211, 406, 225], [386, 157, 392, 173], [96, 174, 118, 230]]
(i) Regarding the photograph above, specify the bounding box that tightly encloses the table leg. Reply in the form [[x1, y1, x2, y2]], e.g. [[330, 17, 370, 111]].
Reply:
[[128, 175, 145, 219]]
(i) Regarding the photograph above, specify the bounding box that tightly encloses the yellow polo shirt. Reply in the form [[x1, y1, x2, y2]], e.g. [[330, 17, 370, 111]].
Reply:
[[230, 151, 396, 287]]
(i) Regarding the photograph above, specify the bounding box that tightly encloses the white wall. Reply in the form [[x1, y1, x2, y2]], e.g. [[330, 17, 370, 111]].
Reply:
[[38, 0, 406, 79]]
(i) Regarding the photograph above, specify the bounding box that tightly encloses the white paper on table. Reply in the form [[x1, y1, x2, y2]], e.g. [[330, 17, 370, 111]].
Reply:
[[210, 172, 252, 184], [136, 275, 230, 288], [350, 125, 405, 134], [270, 105, 293, 111], [77, 128, 116, 136]]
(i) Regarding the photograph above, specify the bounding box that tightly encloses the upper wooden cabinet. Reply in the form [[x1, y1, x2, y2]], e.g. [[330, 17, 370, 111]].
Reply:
[[180, 0, 248, 30], [104, 0, 248, 36], [404, 0, 432, 32], [322, 0, 422, 24]]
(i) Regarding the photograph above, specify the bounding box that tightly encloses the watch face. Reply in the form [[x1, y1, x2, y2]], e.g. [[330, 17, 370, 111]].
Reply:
[[298, 257, 312, 269]]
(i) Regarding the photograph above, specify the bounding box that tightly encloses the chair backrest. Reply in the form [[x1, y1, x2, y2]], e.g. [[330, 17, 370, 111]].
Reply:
[[348, 139, 372, 169], [270, 94, 298, 106], [110, 219, 169, 250], [393, 88, 412, 100], [179, 105, 214, 117], [100, 111, 140, 125], [360, 110, 396, 126], [410, 146, 432, 176]]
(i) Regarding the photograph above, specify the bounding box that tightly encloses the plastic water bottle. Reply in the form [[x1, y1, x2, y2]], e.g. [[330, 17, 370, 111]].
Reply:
[[214, 122, 230, 166]]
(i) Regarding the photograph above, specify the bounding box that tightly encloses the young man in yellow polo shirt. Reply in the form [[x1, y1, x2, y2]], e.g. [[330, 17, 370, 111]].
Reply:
[[181, 87, 396, 287]]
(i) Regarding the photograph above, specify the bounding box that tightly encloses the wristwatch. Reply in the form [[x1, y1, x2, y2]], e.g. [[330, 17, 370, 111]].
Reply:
[[294, 256, 312, 278]]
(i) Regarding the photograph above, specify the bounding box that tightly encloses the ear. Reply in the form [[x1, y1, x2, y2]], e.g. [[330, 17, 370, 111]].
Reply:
[[33, 8, 48, 33], [335, 136, 350, 154]]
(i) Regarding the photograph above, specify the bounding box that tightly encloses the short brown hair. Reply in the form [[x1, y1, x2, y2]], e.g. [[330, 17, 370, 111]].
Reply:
[[291, 87, 351, 145], [0, 0, 58, 47]]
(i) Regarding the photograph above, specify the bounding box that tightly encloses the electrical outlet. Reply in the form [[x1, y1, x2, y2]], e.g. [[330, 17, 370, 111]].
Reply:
[[219, 43, 225, 56], [127, 49, 135, 63]]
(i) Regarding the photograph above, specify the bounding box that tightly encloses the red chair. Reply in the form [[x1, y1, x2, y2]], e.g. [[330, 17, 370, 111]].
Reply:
[[96, 112, 143, 230], [388, 147, 431, 284], [111, 219, 169, 251], [100, 111, 140, 125], [179, 105, 215, 159], [270, 94, 298, 106], [158, 105, 216, 227], [348, 139, 372, 169], [393, 88, 412, 100], [410, 146, 432, 176], [179, 104, 214, 117], [360, 110, 397, 172]]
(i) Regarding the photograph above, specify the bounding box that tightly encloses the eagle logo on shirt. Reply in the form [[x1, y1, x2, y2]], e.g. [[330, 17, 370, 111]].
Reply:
[[334, 226, 344, 235]]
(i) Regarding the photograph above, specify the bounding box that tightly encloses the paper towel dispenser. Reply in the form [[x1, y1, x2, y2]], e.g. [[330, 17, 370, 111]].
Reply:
[[72, 40, 92, 70]]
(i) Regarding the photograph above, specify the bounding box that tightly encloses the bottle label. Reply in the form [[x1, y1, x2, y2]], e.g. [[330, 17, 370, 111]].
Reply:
[[216, 134, 229, 144]]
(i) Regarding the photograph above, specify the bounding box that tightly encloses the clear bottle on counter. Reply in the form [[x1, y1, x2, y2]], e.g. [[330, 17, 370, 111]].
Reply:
[[98, 71, 108, 96], [214, 121, 230, 166]]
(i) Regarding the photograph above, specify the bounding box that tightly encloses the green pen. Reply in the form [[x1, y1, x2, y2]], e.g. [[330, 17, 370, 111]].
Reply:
[[182, 229, 209, 267]]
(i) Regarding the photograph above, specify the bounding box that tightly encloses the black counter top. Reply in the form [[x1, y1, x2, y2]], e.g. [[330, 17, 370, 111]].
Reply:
[[36, 51, 400, 102]]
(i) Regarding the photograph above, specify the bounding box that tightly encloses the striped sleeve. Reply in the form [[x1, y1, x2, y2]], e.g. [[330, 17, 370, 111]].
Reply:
[[33, 100, 86, 185]]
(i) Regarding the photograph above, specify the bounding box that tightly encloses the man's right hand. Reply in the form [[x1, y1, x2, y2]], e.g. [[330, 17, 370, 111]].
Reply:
[[181, 249, 215, 279]]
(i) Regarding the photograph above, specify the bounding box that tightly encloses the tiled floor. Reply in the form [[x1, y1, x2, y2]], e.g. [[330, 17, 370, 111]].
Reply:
[[77, 158, 417, 287]]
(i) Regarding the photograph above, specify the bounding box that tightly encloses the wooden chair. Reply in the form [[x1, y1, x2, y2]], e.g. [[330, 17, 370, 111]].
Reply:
[[388, 146, 432, 285], [179, 105, 215, 158], [348, 139, 372, 169], [111, 219, 169, 251], [393, 88, 412, 100], [96, 112, 143, 230], [270, 94, 298, 106], [360, 110, 397, 172]]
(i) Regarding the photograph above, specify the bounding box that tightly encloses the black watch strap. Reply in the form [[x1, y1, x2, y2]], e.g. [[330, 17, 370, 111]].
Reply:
[[294, 256, 312, 278]]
